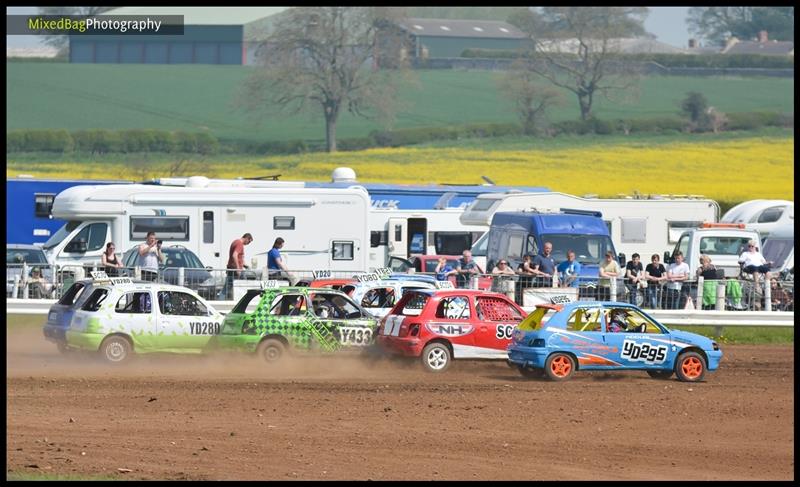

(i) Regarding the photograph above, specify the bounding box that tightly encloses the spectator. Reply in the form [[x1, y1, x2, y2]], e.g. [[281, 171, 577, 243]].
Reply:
[[644, 254, 667, 309], [738, 239, 773, 283], [491, 259, 516, 276], [455, 250, 482, 288], [137, 231, 164, 282], [624, 253, 645, 305], [531, 242, 556, 287], [25, 267, 53, 299], [770, 278, 793, 311], [556, 250, 582, 288], [268, 237, 292, 282], [434, 257, 456, 281], [666, 251, 690, 309], [101, 242, 123, 277], [491, 259, 516, 295], [598, 251, 621, 301], [516, 254, 536, 303], [696, 254, 718, 280], [222, 233, 253, 300]]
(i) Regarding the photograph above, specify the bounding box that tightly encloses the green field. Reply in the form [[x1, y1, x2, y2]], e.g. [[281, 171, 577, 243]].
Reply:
[[7, 62, 794, 144]]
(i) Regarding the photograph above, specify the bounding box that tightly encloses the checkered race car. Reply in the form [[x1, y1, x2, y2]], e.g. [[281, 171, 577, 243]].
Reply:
[[211, 286, 378, 363]]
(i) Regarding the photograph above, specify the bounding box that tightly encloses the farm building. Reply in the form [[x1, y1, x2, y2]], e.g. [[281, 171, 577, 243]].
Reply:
[[390, 18, 529, 59], [721, 31, 794, 57], [69, 6, 288, 64]]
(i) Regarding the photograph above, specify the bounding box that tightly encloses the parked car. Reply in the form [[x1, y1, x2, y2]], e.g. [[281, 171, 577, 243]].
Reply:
[[210, 286, 379, 363], [122, 245, 225, 299], [507, 301, 723, 382], [63, 277, 224, 363], [376, 289, 528, 372], [389, 255, 493, 290], [7, 244, 54, 297]]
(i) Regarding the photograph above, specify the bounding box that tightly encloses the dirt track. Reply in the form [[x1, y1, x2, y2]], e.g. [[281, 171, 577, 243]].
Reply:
[[6, 325, 795, 480]]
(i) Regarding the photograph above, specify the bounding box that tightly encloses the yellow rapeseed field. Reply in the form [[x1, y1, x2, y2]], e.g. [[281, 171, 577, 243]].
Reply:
[[7, 137, 793, 202]]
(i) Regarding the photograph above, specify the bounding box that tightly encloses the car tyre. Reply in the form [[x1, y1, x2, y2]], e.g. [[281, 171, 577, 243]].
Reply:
[[646, 370, 673, 380], [544, 353, 575, 381], [99, 336, 132, 364], [517, 366, 544, 379], [675, 351, 706, 382], [56, 342, 72, 354], [257, 338, 286, 364], [421, 342, 451, 373]]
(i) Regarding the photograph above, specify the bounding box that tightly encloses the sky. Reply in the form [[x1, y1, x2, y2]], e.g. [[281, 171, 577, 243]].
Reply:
[[6, 6, 692, 49]]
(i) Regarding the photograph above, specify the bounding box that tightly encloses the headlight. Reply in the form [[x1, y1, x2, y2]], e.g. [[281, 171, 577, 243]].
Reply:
[[712, 342, 720, 351]]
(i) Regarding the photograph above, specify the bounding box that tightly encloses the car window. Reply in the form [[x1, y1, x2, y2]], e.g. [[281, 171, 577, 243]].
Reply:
[[395, 292, 429, 316], [475, 297, 522, 322], [312, 292, 361, 319], [115, 292, 152, 314], [158, 291, 208, 316], [566, 308, 602, 332], [270, 294, 306, 316], [626, 309, 662, 334], [7, 249, 48, 264], [232, 290, 264, 314], [82, 288, 110, 311], [58, 282, 86, 306], [361, 287, 395, 309], [435, 296, 471, 320]]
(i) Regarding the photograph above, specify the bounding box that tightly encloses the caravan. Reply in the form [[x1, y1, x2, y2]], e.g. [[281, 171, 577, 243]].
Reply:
[[44, 176, 371, 276]]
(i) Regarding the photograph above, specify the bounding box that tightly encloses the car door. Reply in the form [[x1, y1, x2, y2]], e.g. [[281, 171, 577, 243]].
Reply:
[[426, 294, 476, 358], [600, 306, 675, 369], [311, 292, 374, 349], [113, 289, 158, 351], [157, 289, 221, 351], [474, 295, 525, 358]]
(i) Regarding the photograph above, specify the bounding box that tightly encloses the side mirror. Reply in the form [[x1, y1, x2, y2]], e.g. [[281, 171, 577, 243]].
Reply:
[[617, 253, 626, 266], [663, 251, 673, 265]]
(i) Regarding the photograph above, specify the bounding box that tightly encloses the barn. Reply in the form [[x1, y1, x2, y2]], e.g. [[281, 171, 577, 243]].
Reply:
[[69, 6, 288, 64], [393, 18, 529, 59]]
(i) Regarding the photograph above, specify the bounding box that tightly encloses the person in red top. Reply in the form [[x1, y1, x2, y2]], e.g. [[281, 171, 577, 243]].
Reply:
[[221, 233, 253, 299]]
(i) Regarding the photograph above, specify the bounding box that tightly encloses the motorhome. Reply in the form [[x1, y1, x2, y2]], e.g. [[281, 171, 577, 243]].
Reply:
[[720, 199, 794, 240], [667, 223, 761, 278], [761, 224, 794, 276], [462, 191, 719, 265], [45, 177, 371, 275]]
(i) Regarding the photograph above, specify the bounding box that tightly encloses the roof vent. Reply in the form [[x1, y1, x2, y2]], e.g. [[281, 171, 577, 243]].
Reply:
[[331, 167, 357, 183], [186, 176, 210, 188]]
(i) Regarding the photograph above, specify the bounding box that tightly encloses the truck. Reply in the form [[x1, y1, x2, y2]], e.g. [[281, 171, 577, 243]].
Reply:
[[44, 176, 371, 276], [667, 223, 761, 278], [461, 191, 719, 269]]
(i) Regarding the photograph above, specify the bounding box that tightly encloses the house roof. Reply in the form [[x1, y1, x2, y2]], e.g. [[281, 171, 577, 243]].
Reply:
[[723, 40, 794, 56], [538, 37, 688, 55], [102, 6, 289, 25], [396, 18, 526, 39]]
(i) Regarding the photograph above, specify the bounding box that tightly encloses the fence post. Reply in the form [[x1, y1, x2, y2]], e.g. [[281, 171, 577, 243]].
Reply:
[[716, 281, 726, 311], [610, 278, 617, 301], [764, 280, 771, 311], [134, 266, 141, 280], [178, 267, 185, 287], [21, 263, 29, 299], [696, 277, 704, 309], [12, 274, 20, 299]]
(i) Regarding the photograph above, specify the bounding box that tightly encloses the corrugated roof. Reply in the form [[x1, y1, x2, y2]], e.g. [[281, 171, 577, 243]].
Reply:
[[397, 18, 526, 39], [725, 41, 794, 56], [102, 6, 289, 25]]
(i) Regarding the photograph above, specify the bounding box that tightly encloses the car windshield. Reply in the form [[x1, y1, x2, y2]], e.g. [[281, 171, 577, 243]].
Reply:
[[162, 248, 204, 268], [6, 248, 47, 264], [698, 236, 754, 256], [42, 221, 81, 250], [541, 234, 614, 265]]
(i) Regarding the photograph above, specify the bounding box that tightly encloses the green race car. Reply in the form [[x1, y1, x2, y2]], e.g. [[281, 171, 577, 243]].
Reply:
[[212, 286, 379, 363]]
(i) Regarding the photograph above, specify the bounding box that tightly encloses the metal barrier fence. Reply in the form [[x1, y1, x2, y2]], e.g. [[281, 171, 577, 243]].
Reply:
[[6, 264, 794, 313]]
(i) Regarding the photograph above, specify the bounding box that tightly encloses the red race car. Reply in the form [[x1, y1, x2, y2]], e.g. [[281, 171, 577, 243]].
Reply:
[[376, 289, 527, 372]]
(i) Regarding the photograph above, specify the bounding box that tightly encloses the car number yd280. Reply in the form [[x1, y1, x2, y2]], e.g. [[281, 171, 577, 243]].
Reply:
[[339, 327, 372, 346], [189, 322, 221, 335]]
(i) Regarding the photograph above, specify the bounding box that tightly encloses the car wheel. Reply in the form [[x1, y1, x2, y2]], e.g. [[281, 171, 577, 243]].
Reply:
[[544, 353, 575, 381], [675, 351, 706, 382], [257, 338, 286, 364], [421, 342, 451, 373], [56, 342, 72, 354], [99, 336, 132, 364], [518, 366, 544, 379], [646, 370, 673, 380]]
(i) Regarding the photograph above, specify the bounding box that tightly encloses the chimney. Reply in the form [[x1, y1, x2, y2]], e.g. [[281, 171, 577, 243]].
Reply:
[[688, 38, 697, 48], [758, 30, 768, 43]]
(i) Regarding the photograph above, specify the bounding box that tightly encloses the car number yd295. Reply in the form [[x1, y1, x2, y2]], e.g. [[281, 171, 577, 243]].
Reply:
[[620, 340, 667, 364], [339, 326, 372, 346]]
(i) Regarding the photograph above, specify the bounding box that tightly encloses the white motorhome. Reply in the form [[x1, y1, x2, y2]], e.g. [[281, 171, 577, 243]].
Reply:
[[45, 176, 371, 275], [761, 224, 794, 275], [461, 192, 720, 264], [369, 208, 486, 269], [720, 199, 794, 240]]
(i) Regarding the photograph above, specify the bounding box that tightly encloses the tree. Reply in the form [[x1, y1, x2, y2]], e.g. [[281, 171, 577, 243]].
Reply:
[[37, 6, 115, 55], [239, 7, 412, 153], [680, 91, 717, 133], [515, 7, 649, 121], [497, 60, 563, 135], [687, 7, 794, 46]]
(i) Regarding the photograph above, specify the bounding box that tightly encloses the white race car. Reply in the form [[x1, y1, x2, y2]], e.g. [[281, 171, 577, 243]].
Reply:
[[350, 278, 437, 318]]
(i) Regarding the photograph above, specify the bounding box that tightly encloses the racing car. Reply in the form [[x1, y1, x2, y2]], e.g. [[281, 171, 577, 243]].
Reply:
[[43, 278, 98, 353], [376, 288, 527, 372], [59, 274, 225, 363], [507, 301, 723, 382], [210, 284, 379, 363], [349, 275, 436, 319]]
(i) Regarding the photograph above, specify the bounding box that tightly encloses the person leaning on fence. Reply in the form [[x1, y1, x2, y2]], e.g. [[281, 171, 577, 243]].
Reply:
[[644, 254, 667, 309], [137, 231, 163, 282], [696, 254, 720, 310], [455, 250, 481, 288], [268, 237, 293, 282], [222, 233, 253, 300], [665, 251, 690, 309], [101, 242, 123, 277], [515, 254, 536, 303], [556, 250, 582, 288], [531, 242, 556, 287], [434, 257, 456, 281], [490, 258, 516, 293], [598, 251, 621, 301], [624, 253, 645, 305]]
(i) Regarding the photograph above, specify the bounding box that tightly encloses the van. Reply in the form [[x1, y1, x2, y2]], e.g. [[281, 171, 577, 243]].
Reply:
[[667, 223, 761, 278]]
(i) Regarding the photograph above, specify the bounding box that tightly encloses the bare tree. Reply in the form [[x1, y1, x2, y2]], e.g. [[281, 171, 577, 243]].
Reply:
[[239, 7, 413, 152], [37, 7, 115, 55], [497, 60, 563, 135], [515, 7, 648, 121], [688, 7, 794, 46]]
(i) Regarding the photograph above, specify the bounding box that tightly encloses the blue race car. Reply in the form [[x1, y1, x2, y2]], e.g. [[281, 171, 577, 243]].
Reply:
[[507, 301, 722, 382], [43, 279, 97, 352]]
